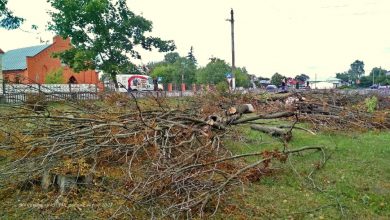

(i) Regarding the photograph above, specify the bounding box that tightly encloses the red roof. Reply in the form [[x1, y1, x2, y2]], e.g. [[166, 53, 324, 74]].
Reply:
[[287, 79, 298, 85], [0, 48, 4, 54]]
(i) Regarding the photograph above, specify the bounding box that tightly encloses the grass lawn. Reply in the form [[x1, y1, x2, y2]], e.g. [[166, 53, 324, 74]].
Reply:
[[220, 121, 390, 219]]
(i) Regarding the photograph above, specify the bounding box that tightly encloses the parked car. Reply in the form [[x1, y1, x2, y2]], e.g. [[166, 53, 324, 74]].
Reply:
[[266, 84, 278, 92], [370, 85, 378, 89]]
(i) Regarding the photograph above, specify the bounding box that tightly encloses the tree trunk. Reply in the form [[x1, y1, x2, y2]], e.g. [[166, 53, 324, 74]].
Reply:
[[111, 73, 119, 89], [250, 125, 287, 137]]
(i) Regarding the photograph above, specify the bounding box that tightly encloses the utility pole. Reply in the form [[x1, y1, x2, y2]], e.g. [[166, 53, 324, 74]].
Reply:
[[227, 8, 236, 90]]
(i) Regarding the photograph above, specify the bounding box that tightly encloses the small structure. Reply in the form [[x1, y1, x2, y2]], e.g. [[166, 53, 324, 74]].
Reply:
[[1, 36, 99, 84], [309, 77, 341, 89]]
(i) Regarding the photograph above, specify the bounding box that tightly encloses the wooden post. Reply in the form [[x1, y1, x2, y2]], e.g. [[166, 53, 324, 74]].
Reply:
[[227, 9, 236, 90], [2, 79, 5, 95]]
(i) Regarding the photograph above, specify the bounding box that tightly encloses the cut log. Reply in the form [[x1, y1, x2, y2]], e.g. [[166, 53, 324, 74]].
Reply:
[[56, 175, 78, 194], [227, 104, 255, 115], [41, 170, 52, 191], [250, 125, 287, 137], [236, 104, 255, 114], [231, 111, 295, 125], [251, 124, 293, 142]]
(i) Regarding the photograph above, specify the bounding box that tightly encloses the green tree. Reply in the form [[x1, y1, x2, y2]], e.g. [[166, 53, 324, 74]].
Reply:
[[369, 67, 387, 77], [164, 52, 180, 64], [336, 72, 350, 82], [150, 57, 196, 85], [45, 68, 64, 84], [234, 67, 250, 88], [271, 72, 284, 86], [176, 57, 196, 85], [186, 46, 197, 65], [196, 58, 230, 85], [369, 67, 389, 85], [150, 65, 177, 84], [0, 0, 24, 29], [294, 74, 310, 82], [349, 60, 365, 81], [48, 0, 175, 88], [358, 76, 372, 88]]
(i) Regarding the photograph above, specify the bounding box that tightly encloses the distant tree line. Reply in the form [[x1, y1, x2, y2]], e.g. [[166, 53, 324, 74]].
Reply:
[[148, 49, 251, 88], [269, 73, 310, 87], [336, 60, 389, 87]]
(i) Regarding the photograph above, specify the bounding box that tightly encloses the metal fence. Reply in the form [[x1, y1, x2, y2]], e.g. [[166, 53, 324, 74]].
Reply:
[[0, 80, 100, 104], [2, 92, 100, 103], [2, 80, 388, 104], [1, 82, 98, 94]]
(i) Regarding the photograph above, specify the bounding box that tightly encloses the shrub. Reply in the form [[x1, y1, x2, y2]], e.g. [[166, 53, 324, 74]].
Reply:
[[216, 81, 229, 94], [365, 96, 378, 113], [45, 68, 64, 84]]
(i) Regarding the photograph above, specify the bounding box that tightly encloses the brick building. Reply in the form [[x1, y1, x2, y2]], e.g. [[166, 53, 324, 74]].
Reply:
[[1, 36, 99, 84]]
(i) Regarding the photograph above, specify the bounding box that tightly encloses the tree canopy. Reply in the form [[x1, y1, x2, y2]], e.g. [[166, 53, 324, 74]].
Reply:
[[234, 67, 250, 88], [369, 67, 387, 77], [336, 72, 350, 82], [150, 56, 196, 85], [48, 0, 176, 87], [271, 72, 284, 86], [186, 46, 197, 65], [294, 74, 310, 82], [0, 0, 24, 29], [196, 58, 230, 85], [164, 52, 180, 64], [45, 68, 65, 84], [349, 60, 365, 81]]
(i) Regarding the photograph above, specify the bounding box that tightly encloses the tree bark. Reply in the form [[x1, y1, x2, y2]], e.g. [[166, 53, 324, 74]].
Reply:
[[250, 125, 288, 137], [231, 111, 295, 125]]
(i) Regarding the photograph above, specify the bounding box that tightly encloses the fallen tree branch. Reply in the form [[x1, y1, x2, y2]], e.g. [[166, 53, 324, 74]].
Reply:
[[231, 111, 295, 125]]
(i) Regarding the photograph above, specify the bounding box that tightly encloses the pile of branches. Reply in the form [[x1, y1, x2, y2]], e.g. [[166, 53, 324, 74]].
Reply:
[[254, 90, 390, 131], [0, 93, 320, 218], [297, 91, 390, 130]]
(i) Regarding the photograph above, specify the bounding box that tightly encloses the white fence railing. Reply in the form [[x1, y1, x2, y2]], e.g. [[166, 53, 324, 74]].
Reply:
[[1, 83, 98, 94]]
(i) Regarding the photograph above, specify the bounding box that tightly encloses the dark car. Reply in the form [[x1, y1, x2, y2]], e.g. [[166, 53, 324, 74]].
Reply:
[[266, 85, 278, 92], [370, 85, 378, 89]]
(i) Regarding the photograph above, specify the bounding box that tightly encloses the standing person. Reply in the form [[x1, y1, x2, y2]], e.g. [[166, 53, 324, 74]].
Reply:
[[281, 80, 286, 91], [306, 81, 311, 89], [153, 77, 158, 91]]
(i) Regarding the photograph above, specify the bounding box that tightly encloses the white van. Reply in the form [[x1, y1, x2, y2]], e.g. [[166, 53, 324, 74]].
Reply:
[[116, 74, 162, 92]]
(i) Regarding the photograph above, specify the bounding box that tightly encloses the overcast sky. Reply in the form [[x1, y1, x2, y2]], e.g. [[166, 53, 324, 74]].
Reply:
[[1, 0, 390, 79]]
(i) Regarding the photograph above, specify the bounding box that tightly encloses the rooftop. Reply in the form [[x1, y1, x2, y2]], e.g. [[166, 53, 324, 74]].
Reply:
[[1, 44, 50, 71]]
